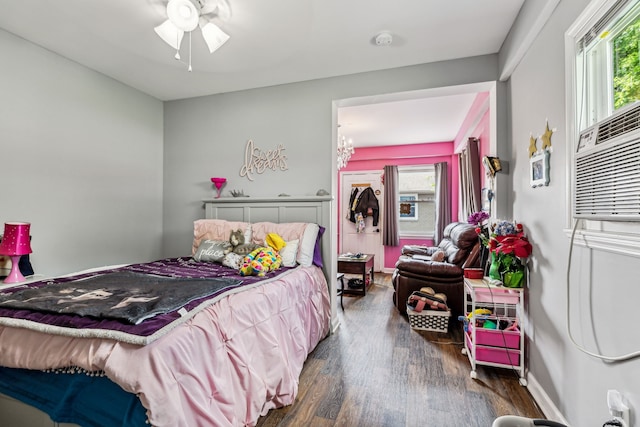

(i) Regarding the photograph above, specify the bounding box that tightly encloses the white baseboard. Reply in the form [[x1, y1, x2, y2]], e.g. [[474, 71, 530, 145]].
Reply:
[[527, 373, 571, 426]]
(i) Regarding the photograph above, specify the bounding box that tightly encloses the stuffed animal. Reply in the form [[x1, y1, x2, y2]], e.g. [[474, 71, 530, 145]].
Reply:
[[239, 247, 282, 276], [222, 252, 244, 270], [229, 229, 243, 247], [229, 229, 259, 255], [239, 233, 285, 277]]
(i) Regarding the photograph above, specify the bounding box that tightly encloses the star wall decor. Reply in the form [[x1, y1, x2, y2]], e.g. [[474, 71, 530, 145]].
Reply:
[[528, 119, 555, 188], [540, 121, 554, 151], [528, 134, 538, 158], [528, 120, 556, 158]]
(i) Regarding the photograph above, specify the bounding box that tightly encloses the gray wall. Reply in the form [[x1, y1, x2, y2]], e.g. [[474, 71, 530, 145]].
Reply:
[[504, 0, 640, 425], [162, 55, 502, 257], [0, 29, 164, 276]]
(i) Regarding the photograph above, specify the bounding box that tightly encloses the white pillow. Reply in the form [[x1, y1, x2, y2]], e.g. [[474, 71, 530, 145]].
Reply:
[[280, 239, 299, 267], [297, 223, 319, 267]]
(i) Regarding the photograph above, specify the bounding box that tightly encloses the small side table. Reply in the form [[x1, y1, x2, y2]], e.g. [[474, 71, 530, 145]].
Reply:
[[337, 254, 375, 297]]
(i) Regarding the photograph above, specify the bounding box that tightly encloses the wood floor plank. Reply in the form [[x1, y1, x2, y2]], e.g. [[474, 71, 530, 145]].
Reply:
[[256, 273, 544, 426]]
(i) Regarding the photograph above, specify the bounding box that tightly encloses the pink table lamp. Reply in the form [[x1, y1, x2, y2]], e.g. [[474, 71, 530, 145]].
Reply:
[[0, 222, 32, 284], [211, 177, 227, 198]]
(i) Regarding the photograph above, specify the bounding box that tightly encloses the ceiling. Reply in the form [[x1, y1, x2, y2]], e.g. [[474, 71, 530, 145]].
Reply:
[[0, 0, 525, 146]]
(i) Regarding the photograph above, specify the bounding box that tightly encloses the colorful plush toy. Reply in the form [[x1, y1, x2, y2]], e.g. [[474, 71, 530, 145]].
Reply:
[[239, 233, 284, 277]]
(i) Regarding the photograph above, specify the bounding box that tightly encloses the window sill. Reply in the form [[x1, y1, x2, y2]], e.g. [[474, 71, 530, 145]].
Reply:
[[400, 234, 434, 240]]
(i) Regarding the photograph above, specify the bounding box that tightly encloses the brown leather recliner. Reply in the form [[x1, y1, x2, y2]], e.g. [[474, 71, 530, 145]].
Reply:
[[392, 222, 481, 318]]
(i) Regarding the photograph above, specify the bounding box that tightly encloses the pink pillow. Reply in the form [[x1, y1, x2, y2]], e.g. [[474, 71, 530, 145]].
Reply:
[[193, 219, 251, 255], [251, 222, 308, 245]]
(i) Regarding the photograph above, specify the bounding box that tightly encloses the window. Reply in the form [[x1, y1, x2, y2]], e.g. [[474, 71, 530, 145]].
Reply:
[[575, 0, 640, 130], [566, 0, 640, 251], [398, 167, 435, 237]]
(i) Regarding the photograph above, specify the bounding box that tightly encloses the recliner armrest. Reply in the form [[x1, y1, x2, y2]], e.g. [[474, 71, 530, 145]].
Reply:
[[395, 258, 463, 278], [401, 245, 436, 257]]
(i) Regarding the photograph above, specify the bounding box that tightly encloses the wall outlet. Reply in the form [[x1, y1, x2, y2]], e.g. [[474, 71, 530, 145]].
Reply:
[[607, 389, 630, 427]]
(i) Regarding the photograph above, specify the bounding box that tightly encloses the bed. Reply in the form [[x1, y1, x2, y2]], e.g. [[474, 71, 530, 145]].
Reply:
[[0, 197, 333, 427]]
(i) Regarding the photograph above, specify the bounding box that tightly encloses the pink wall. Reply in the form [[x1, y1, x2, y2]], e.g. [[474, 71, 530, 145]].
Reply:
[[338, 141, 457, 270], [476, 109, 491, 188], [453, 92, 492, 202]]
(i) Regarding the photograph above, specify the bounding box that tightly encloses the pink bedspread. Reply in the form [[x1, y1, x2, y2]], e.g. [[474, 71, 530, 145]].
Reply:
[[0, 265, 331, 426]]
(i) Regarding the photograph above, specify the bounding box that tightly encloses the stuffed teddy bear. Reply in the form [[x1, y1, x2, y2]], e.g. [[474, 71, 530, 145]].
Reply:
[[229, 229, 259, 255], [221, 229, 261, 270], [239, 233, 284, 277]]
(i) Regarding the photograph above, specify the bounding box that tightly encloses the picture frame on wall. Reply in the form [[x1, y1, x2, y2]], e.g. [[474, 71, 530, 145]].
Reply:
[[399, 194, 418, 221], [530, 150, 550, 187]]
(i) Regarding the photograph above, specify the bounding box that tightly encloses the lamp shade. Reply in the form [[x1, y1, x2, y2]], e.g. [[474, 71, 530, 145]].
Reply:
[[0, 222, 32, 256], [200, 22, 230, 53], [155, 19, 185, 50]]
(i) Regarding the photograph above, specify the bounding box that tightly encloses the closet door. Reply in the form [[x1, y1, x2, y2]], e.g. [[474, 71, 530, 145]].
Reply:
[[340, 171, 383, 271]]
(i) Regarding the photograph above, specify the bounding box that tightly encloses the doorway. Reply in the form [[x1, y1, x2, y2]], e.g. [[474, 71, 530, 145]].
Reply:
[[331, 82, 499, 277], [340, 171, 384, 271]]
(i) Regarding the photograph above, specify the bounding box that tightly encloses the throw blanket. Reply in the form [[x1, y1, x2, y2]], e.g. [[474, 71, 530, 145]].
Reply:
[[0, 272, 242, 325], [0, 257, 293, 345]]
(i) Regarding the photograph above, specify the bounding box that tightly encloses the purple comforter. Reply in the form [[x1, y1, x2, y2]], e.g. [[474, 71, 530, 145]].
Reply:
[[0, 257, 293, 344]]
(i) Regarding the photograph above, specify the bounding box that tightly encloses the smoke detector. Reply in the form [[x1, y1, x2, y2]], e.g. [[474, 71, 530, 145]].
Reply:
[[375, 32, 393, 46]]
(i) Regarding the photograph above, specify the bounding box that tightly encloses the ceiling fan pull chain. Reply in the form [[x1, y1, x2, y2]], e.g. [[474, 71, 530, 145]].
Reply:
[[188, 32, 193, 72]]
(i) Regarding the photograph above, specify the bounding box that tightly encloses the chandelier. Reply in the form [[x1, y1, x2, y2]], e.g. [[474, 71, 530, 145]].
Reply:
[[154, 0, 231, 72], [337, 127, 355, 170]]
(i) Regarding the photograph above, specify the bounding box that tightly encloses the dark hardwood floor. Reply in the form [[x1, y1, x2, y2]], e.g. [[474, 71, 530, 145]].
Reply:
[[256, 273, 544, 426]]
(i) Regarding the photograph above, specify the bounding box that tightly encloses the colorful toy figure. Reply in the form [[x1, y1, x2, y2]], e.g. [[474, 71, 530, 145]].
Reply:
[[239, 233, 285, 277]]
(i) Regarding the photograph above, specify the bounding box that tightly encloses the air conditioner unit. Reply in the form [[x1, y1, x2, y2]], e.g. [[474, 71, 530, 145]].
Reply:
[[574, 101, 640, 221]]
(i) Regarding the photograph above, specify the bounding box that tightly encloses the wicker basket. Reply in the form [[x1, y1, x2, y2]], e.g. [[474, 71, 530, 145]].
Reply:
[[406, 305, 451, 332]]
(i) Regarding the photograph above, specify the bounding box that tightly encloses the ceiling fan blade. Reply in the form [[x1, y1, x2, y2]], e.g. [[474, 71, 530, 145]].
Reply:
[[199, 0, 217, 15], [154, 20, 184, 50], [216, 0, 231, 21], [200, 22, 230, 53], [200, 0, 231, 20]]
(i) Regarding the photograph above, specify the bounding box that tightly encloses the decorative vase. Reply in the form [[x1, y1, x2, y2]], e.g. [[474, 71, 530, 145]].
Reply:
[[502, 268, 525, 288], [211, 177, 227, 199], [488, 252, 501, 280]]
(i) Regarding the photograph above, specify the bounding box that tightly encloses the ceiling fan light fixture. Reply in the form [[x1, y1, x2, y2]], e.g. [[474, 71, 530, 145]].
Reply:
[[154, 19, 184, 50], [167, 0, 199, 32], [155, 0, 231, 70], [200, 22, 230, 53]]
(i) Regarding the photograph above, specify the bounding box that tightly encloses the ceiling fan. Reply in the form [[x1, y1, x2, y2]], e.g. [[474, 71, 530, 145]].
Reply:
[[154, 0, 231, 71]]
